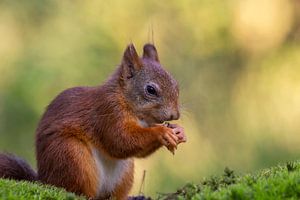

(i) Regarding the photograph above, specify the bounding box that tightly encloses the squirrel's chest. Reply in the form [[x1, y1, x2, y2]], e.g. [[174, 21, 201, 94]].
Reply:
[[92, 148, 129, 198]]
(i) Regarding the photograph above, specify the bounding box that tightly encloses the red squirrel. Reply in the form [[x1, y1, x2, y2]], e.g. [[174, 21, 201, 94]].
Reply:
[[0, 43, 186, 199]]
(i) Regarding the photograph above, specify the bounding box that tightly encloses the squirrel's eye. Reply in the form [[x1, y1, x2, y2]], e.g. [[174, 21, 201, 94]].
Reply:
[[146, 85, 157, 96]]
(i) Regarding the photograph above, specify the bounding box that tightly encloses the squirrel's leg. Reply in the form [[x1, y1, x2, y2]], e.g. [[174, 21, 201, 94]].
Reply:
[[113, 159, 134, 200], [134, 123, 187, 157], [37, 135, 98, 198], [99, 121, 178, 158]]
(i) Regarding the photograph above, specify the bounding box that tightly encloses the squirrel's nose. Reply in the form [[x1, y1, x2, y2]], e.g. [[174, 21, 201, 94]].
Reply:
[[168, 110, 180, 121]]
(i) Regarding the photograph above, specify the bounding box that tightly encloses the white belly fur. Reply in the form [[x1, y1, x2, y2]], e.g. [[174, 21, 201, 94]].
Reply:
[[92, 148, 130, 197]]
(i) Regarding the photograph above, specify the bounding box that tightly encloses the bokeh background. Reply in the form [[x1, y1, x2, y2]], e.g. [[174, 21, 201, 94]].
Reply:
[[1, 0, 300, 197]]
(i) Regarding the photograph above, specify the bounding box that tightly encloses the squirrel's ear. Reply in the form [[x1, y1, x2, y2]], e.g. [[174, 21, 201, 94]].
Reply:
[[142, 43, 159, 62], [121, 43, 142, 79]]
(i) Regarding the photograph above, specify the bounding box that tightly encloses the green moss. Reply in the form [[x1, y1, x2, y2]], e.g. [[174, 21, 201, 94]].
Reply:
[[0, 179, 85, 200], [158, 161, 300, 200]]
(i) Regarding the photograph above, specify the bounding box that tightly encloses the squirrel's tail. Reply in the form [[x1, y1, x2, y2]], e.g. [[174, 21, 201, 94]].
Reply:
[[0, 153, 37, 181]]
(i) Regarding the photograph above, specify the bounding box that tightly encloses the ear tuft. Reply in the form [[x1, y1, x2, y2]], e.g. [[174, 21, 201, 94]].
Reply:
[[143, 43, 159, 62], [121, 43, 142, 79]]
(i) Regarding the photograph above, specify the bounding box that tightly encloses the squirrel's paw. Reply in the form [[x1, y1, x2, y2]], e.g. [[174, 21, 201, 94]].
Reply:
[[156, 126, 178, 154], [164, 123, 187, 144]]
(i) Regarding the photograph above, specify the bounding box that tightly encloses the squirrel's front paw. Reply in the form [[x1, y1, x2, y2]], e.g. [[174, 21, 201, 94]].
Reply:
[[156, 126, 178, 154], [164, 123, 187, 144]]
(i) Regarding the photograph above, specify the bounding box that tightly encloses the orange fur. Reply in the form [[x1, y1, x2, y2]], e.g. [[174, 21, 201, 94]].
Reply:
[[37, 129, 98, 197]]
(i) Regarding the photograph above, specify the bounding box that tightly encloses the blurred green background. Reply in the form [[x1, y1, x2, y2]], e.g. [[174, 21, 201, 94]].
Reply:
[[0, 0, 300, 197]]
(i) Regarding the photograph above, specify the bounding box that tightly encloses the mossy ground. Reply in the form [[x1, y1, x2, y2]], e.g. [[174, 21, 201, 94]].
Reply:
[[158, 161, 300, 200], [0, 161, 299, 200], [0, 179, 84, 200]]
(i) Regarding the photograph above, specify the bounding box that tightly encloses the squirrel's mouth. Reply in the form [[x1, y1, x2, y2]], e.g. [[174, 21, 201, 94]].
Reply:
[[153, 117, 165, 124], [138, 116, 166, 127], [156, 119, 165, 124], [139, 119, 164, 127]]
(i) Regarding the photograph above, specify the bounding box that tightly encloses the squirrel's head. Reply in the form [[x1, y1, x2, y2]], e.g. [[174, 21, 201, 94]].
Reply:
[[119, 43, 180, 127]]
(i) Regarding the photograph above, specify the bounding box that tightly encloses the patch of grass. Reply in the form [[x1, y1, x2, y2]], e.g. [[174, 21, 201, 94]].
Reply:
[[157, 161, 300, 200], [0, 179, 85, 200]]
